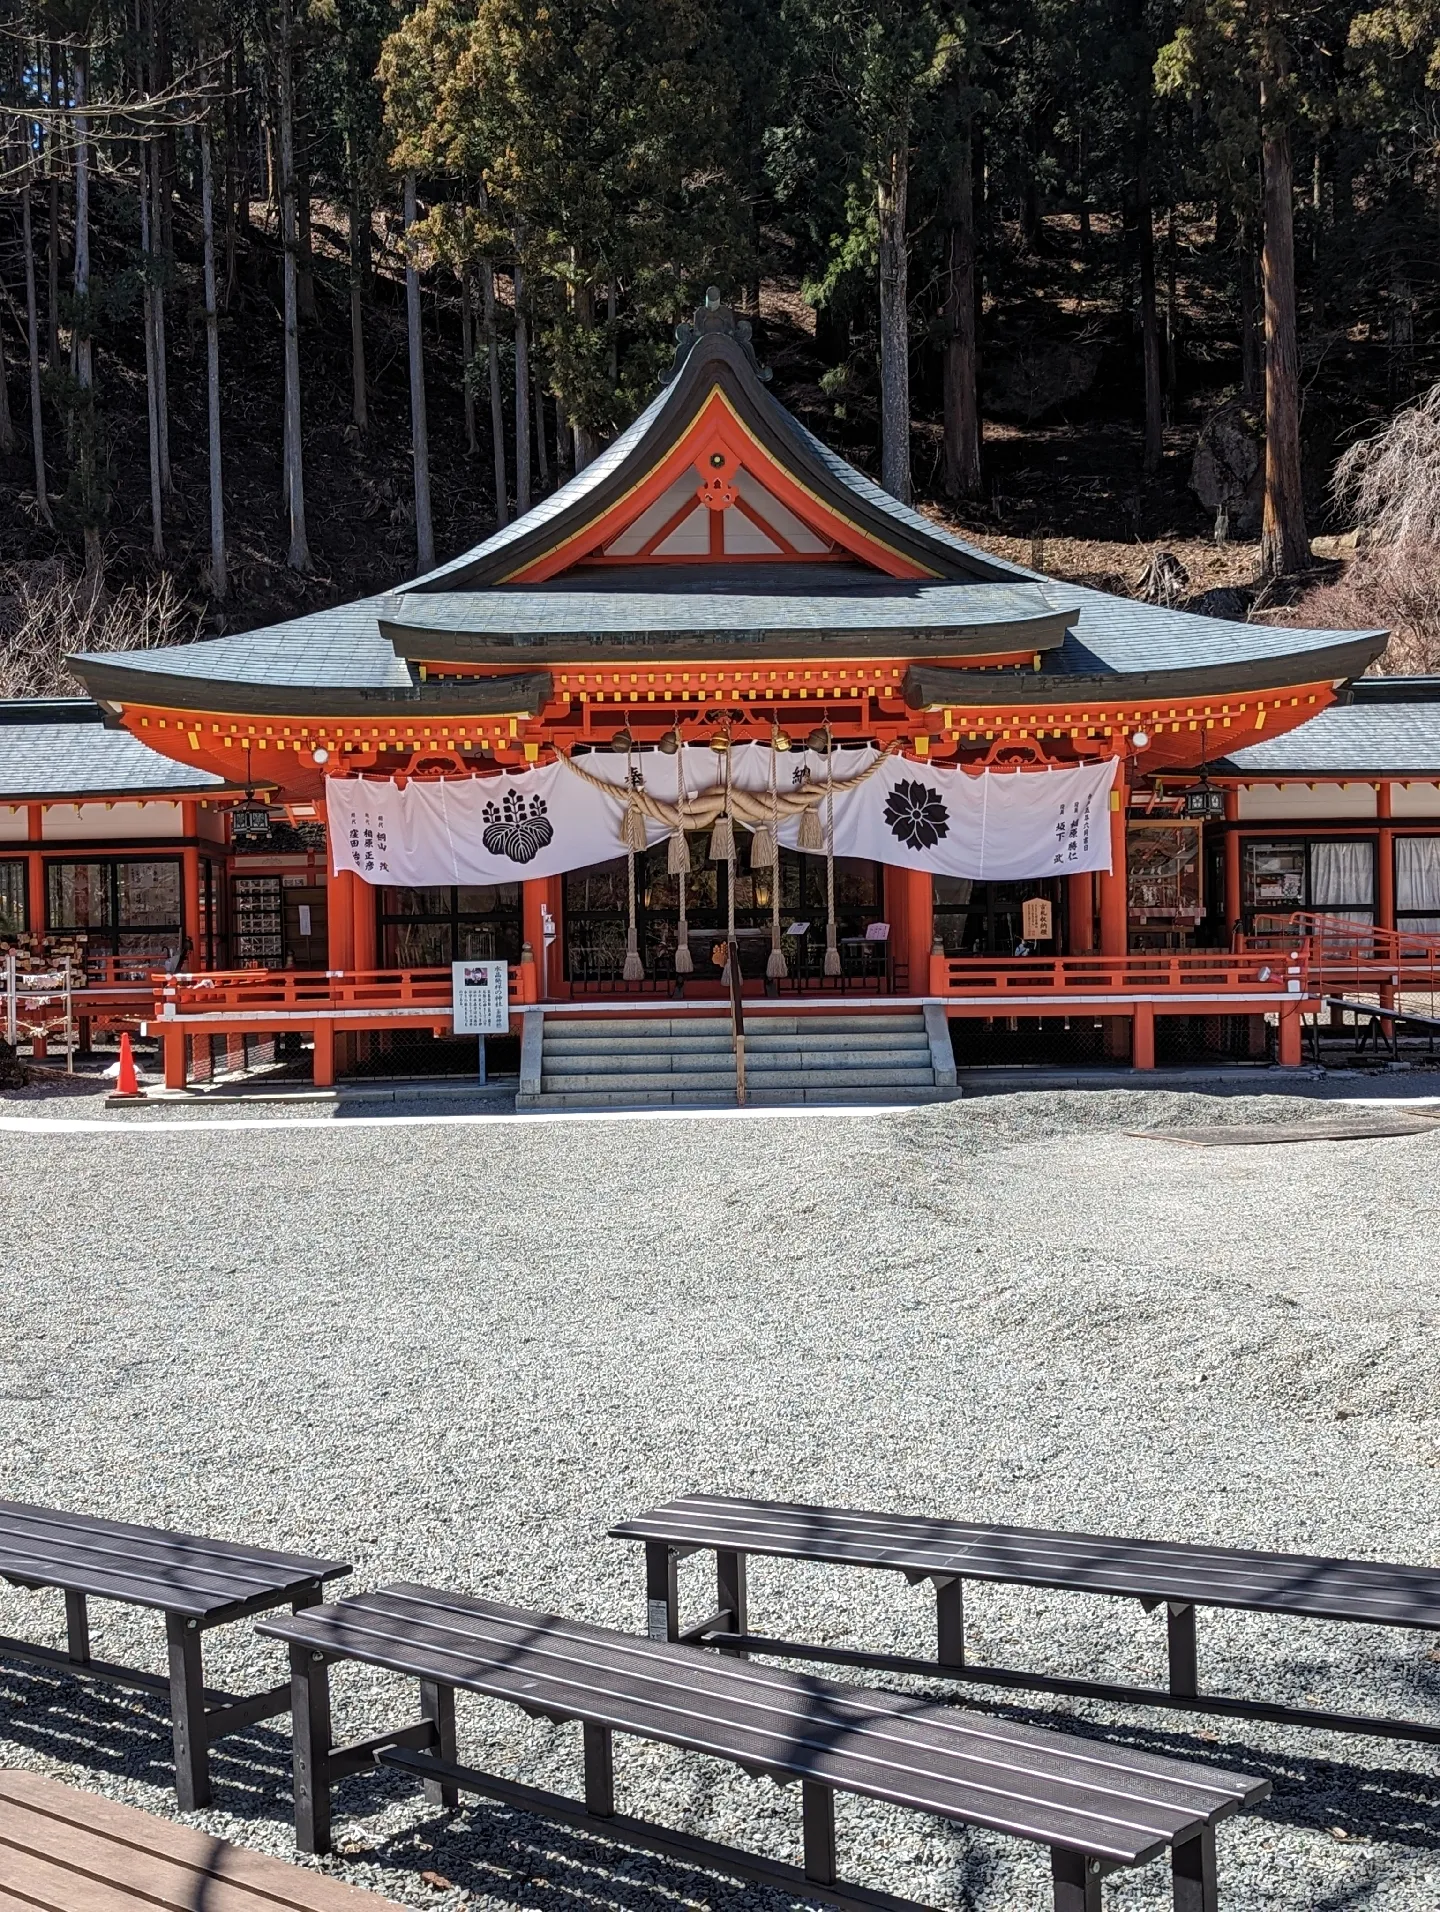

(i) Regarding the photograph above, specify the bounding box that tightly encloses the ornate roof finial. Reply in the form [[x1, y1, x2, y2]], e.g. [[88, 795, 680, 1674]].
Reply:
[[668, 287, 771, 383]]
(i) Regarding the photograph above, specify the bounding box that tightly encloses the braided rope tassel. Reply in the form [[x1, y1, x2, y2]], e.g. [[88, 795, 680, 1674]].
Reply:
[[623, 839, 645, 982], [673, 749, 693, 974], [823, 727, 842, 977], [765, 743, 787, 979]]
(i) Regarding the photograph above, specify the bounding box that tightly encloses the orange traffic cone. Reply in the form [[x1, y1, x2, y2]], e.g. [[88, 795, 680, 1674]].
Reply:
[[109, 1031, 145, 1103]]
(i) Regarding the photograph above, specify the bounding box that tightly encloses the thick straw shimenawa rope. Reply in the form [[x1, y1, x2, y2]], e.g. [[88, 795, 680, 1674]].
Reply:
[[563, 744, 892, 831]]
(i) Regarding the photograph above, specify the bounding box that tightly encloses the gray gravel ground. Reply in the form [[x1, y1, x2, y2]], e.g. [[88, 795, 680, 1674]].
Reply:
[[1, 1087, 1438, 1911]]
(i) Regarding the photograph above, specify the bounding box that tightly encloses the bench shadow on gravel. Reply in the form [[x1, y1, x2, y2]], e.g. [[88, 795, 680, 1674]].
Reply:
[[2, 1658, 1437, 1903]]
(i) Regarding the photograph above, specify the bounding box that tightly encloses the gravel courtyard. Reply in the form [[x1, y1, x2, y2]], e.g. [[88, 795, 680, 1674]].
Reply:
[[1, 1089, 1438, 1911]]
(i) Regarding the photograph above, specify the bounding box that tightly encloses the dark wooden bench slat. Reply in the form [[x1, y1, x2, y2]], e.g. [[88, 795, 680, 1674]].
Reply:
[[612, 1495, 1440, 1629], [260, 1587, 1263, 1862], [0, 1501, 347, 1613]]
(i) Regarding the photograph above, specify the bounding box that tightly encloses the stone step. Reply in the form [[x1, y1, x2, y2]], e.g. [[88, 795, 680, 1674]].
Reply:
[[747, 1085, 956, 1105], [742, 1035, 931, 1057], [519, 1088, 741, 1110], [541, 1069, 739, 1093], [746, 1050, 934, 1072], [543, 1032, 733, 1055], [740, 1065, 937, 1089], [543, 1055, 736, 1078]]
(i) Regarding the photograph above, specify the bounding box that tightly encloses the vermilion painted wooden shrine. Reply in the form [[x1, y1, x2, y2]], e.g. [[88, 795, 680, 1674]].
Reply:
[[5, 292, 1440, 1099]]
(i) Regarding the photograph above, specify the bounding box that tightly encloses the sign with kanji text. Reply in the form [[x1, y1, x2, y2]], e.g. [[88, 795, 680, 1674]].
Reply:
[[452, 960, 509, 1035], [1021, 896, 1054, 941]]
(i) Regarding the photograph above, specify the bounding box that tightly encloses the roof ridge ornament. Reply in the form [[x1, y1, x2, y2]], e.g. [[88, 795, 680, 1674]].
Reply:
[[669, 285, 771, 384]]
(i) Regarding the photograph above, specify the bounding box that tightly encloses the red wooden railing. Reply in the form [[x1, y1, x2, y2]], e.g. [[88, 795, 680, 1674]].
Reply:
[[155, 967, 457, 1017], [928, 950, 1308, 999]]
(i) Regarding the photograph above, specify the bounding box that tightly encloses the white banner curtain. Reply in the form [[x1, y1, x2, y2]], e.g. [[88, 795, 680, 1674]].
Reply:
[[325, 746, 1117, 887]]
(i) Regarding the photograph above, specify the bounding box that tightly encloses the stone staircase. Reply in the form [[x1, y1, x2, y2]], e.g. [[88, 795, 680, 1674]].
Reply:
[[516, 1007, 957, 1110]]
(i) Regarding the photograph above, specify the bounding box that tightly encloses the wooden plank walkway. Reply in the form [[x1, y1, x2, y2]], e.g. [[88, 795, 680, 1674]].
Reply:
[[0, 1769, 400, 1909]]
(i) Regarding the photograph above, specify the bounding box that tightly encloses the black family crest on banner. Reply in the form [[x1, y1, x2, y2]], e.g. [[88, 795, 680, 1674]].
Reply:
[[883, 778, 950, 851], [481, 790, 555, 863]]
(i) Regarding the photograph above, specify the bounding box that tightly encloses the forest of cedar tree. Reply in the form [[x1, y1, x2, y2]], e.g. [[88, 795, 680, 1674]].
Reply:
[[4, 0, 1440, 684]]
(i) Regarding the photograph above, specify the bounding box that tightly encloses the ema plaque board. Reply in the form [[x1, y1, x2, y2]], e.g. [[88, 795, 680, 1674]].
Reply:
[[452, 960, 510, 1035]]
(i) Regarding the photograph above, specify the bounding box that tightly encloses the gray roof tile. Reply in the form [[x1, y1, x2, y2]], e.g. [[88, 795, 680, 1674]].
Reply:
[[0, 722, 225, 799], [1222, 703, 1440, 775]]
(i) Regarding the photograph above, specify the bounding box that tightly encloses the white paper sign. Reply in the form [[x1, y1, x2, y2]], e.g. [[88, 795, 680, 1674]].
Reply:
[[452, 960, 509, 1035]]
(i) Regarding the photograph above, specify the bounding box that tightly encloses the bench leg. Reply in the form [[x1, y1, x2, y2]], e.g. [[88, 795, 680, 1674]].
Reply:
[[64, 1591, 90, 1667], [583, 1721, 615, 1818], [1167, 1602, 1198, 1699], [801, 1780, 836, 1887], [419, 1680, 458, 1809], [1052, 1849, 1103, 1911], [1171, 1827, 1217, 1912], [165, 1614, 210, 1811], [936, 1577, 965, 1671], [290, 1644, 334, 1856], [716, 1549, 747, 1653], [646, 1541, 679, 1643]]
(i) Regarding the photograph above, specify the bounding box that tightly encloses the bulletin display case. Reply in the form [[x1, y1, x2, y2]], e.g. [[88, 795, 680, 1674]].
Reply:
[[230, 874, 284, 966], [1127, 822, 1206, 950]]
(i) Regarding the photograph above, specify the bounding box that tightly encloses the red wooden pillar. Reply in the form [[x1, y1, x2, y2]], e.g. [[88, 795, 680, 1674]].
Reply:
[[327, 870, 357, 971], [1132, 1001, 1155, 1070], [522, 878, 546, 997], [312, 1020, 335, 1087], [1278, 1003, 1303, 1067], [351, 873, 377, 972], [1223, 788, 1243, 943], [180, 801, 201, 966], [1098, 761, 1128, 958], [1376, 782, 1395, 932], [1377, 781, 1396, 1011], [1066, 873, 1094, 954], [903, 867, 932, 999], [27, 805, 45, 937], [163, 1025, 187, 1090]]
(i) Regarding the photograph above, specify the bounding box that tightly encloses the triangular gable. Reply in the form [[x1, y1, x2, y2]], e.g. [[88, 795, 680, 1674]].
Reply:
[[501, 388, 936, 584]]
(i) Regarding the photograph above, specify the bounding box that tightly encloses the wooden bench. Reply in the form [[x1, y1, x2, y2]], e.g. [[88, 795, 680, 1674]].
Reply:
[[1314, 995, 1440, 1059], [0, 1500, 349, 1809], [611, 1493, 1440, 1747], [0, 1768, 400, 1909], [257, 1583, 1267, 1912]]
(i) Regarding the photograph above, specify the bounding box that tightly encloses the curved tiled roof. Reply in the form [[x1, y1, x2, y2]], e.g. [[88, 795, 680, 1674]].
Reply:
[[0, 707, 226, 800], [1221, 702, 1440, 776]]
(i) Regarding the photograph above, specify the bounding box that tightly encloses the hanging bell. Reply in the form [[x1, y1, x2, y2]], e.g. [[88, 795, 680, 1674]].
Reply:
[[658, 728, 681, 755], [807, 726, 831, 754], [709, 733, 731, 752], [611, 728, 634, 753], [772, 730, 792, 752]]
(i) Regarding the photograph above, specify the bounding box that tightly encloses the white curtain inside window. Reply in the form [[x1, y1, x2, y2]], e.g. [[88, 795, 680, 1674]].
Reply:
[[1396, 836, 1440, 915], [1310, 839, 1374, 921]]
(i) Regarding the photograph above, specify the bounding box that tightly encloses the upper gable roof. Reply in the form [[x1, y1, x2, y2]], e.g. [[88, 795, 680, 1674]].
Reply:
[[398, 308, 1017, 591]]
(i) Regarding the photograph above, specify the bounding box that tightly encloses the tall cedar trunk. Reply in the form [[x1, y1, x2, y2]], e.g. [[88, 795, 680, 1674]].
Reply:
[[1135, 132, 1163, 476], [571, 277, 601, 469], [277, 0, 312, 572], [1259, 68, 1309, 576], [72, 48, 103, 587], [46, 42, 61, 368], [1239, 214, 1263, 404], [144, 0, 171, 496], [139, 143, 165, 558], [534, 374, 549, 493], [513, 257, 531, 516], [201, 113, 227, 600], [348, 138, 368, 431], [296, 116, 318, 324], [877, 136, 911, 504], [403, 172, 435, 570], [479, 251, 508, 525], [22, 179, 52, 523], [1165, 204, 1178, 415], [0, 305, 13, 454], [223, 56, 239, 304], [459, 267, 477, 454], [941, 95, 981, 501], [554, 391, 572, 481]]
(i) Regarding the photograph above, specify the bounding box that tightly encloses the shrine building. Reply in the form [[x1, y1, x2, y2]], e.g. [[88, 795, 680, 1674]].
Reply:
[[4, 292, 1440, 1101]]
